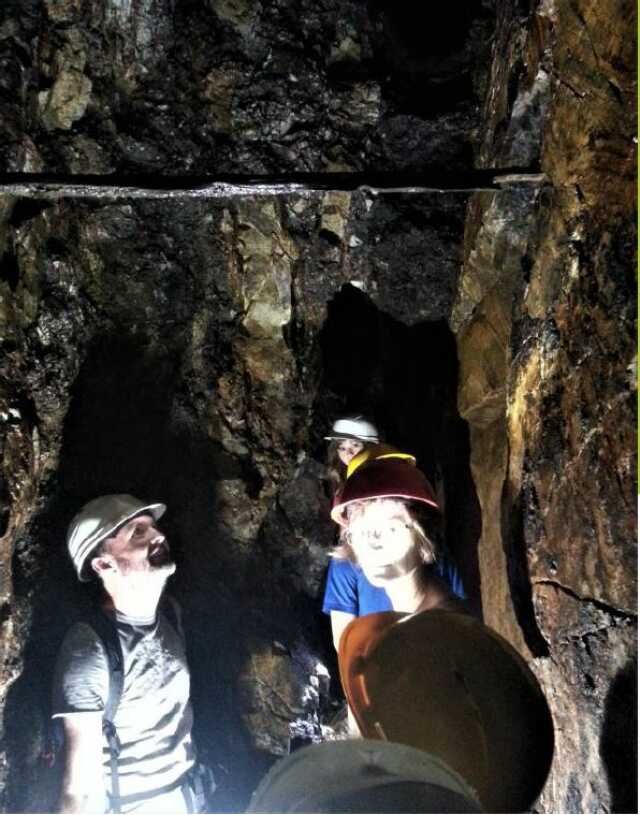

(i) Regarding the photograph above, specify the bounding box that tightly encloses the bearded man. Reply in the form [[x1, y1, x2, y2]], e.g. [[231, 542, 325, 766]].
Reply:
[[52, 495, 201, 814]]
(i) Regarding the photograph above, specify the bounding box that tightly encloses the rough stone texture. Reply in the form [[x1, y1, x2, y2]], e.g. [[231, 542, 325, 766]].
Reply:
[[0, 0, 636, 813], [0, 191, 476, 812], [0, 1, 494, 175], [455, 186, 542, 658], [454, 0, 636, 811]]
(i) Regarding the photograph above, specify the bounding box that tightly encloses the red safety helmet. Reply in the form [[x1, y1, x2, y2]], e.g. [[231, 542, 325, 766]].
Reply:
[[331, 456, 439, 527]]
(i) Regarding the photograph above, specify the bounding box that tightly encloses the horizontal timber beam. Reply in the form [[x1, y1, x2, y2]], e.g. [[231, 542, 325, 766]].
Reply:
[[0, 170, 547, 200]]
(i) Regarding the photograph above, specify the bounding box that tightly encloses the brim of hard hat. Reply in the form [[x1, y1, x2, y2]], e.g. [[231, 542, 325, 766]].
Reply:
[[332, 458, 438, 526], [346, 446, 417, 479], [78, 502, 166, 581], [324, 432, 379, 442], [338, 611, 554, 814], [247, 739, 482, 813]]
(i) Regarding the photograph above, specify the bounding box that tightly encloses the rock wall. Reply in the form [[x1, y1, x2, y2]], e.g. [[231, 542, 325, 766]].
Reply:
[[0, 0, 636, 813], [453, 0, 636, 811], [1, 0, 492, 174], [0, 189, 478, 812]]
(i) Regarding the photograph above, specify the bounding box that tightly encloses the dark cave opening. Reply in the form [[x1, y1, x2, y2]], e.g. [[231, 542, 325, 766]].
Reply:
[[601, 656, 638, 814], [316, 283, 482, 613], [366, 0, 494, 118]]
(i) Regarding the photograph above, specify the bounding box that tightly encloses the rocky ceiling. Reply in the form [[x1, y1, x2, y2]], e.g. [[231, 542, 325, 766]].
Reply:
[[0, 1, 637, 814], [1, 0, 494, 174]]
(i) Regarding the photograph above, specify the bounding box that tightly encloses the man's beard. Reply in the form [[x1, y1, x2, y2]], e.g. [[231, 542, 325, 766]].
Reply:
[[149, 558, 176, 577], [147, 542, 174, 571], [116, 549, 176, 578]]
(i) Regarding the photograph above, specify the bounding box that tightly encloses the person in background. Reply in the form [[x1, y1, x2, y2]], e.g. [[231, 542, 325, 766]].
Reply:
[[324, 415, 381, 498]]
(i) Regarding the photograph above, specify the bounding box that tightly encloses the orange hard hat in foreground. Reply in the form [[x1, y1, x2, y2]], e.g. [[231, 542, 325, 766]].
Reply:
[[338, 610, 554, 813]]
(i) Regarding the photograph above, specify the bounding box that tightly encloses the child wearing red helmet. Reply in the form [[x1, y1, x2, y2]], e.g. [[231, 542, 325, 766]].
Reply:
[[323, 453, 467, 652]]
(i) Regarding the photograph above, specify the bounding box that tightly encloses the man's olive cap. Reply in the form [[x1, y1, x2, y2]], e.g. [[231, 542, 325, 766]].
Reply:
[[67, 494, 166, 581]]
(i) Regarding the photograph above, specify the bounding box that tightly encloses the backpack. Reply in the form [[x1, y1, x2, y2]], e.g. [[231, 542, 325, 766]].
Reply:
[[43, 597, 180, 814]]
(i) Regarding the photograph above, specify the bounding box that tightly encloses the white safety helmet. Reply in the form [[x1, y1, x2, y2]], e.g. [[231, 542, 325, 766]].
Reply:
[[248, 739, 482, 813], [67, 494, 166, 581], [324, 416, 379, 444]]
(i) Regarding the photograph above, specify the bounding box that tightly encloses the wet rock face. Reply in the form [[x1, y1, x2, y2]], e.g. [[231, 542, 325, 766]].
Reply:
[[0, 191, 476, 811], [455, 0, 637, 811], [0, 0, 494, 174]]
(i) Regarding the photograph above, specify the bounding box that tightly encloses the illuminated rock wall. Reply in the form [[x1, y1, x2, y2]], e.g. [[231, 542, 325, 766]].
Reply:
[[0, 1, 636, 813], [455, 1, 637, 811]]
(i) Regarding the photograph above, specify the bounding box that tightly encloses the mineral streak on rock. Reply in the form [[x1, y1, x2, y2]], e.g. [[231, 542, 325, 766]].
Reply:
[[37, 27, 92, 132]]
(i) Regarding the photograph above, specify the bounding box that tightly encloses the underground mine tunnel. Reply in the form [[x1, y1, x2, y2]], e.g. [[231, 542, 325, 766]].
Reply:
[[0, 0, 637, 814], [0, 199, 478, 812]]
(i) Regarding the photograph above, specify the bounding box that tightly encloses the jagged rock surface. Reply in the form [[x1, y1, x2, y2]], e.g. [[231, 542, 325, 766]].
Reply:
[[0, 0, 493, 175], [454, 0, 636, 811], [0, 0, 636, 814]]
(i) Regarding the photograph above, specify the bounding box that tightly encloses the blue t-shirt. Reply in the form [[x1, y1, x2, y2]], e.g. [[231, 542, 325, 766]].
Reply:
[[322, 553, 466, 617]]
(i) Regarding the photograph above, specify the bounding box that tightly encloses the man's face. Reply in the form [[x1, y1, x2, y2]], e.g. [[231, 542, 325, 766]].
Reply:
[[348, 500, 420, 585], [102, 514, 175, 580]]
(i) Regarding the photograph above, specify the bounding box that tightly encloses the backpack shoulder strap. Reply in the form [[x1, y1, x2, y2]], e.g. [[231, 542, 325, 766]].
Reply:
[[160, 594, 184, 641], [89, 608, 125, 725], [89, 608, 125, 812]]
